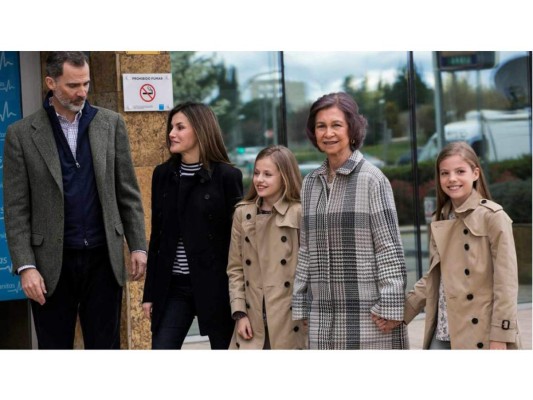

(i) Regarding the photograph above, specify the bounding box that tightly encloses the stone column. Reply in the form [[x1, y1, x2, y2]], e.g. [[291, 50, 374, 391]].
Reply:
[[89, 51, 171, 349]]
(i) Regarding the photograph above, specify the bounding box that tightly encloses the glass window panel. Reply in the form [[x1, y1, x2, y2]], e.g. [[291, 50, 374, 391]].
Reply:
[[168, 50, 531, 345]]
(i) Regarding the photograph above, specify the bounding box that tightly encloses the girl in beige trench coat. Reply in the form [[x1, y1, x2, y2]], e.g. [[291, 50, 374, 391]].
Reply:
[[374, 142, 521, 349], [227, 146, 307, 349]]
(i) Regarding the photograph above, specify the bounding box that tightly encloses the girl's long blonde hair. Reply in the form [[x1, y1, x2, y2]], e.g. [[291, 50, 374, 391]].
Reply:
[[243, 145, 302, 203]]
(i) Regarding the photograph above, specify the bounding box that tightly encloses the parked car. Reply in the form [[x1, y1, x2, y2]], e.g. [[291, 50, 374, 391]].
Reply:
[[418, 109, 531, 162], [363, 153, 386, 168]]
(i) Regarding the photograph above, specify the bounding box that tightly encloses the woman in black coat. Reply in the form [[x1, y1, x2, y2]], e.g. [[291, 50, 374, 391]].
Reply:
[[142, 102, 243, 349]]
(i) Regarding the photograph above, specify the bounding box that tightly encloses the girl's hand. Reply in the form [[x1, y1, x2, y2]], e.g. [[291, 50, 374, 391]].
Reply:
[[142, 302, 152, 320], [489, 340, 507, 350], [371, 313, 402, 333], [237, 316, 253, 340]]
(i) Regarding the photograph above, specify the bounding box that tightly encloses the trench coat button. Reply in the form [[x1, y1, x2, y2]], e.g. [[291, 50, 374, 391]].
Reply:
[[281, 236, 287, 242], [246, 280, 249, 286], [246, 302, 250, 309], [281, 259, 287, 265], [245, 259, 251, 266], [293, 326, 299, 332], [464, 268, 470, 275], [284, 281, 290, 288], [472, 318, 479, 324], [481, 199, 487, 204], [467, 294, 474, 300], [477, 342, 484, 348], [204, 194, 210, 200], [236, 342, 240, 348], [245, 236, 250, 242], [289, 306, 292, 310], [464, 244, 470, 251], [246, 214, 251, 220], [463, 229, 469, 235]]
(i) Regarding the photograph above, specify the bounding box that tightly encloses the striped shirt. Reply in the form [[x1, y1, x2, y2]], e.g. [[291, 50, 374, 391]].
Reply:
[[172, 162, 202, 275]]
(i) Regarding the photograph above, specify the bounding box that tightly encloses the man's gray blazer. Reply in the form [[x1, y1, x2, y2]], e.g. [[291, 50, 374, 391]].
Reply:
[[3, 106, 147, 296]]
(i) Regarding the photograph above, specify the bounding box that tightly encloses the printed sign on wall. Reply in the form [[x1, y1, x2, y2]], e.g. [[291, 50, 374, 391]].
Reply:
[[0, 51, 25, 301], [122, 73, 173, 112]]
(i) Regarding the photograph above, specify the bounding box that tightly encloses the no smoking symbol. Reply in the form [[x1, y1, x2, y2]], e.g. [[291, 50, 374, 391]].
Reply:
[[140, 84, 156, 102]]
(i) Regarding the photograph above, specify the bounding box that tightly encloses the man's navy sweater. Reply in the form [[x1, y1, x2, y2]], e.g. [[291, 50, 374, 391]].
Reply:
[[44, 93, 106, 249]]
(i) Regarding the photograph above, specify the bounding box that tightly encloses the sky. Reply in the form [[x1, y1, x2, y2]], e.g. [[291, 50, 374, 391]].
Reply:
[[200, 50, 527, 104]]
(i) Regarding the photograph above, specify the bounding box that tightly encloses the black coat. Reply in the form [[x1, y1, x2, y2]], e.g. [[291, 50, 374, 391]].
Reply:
[[143, 158, 243, 336]]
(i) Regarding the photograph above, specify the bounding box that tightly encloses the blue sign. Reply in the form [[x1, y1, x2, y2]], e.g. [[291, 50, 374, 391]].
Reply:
[[0, 51, 25, 301]]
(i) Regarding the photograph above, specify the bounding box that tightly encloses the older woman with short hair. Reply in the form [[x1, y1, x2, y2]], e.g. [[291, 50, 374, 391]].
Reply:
[[292, 92, 408, 349]]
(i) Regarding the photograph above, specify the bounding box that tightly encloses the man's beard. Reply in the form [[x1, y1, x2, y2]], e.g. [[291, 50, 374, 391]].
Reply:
[[54, 89, 86, 113]]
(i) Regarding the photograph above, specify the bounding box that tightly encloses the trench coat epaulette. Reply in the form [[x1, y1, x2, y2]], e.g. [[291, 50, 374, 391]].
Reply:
[[478, 198, 503, 212]]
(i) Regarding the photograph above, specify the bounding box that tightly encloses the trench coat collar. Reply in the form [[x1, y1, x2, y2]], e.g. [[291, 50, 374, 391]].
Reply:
[[252, 196, 293, 216], [308, 150, 363, 179], [250, 196, 299, 229], [454, 189, 483, 214], [440, 189, 482, 219]]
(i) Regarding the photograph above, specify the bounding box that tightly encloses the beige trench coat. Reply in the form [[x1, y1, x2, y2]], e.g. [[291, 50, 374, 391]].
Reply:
[[404, 190, 521, 349], [227, 198, 307, 349]]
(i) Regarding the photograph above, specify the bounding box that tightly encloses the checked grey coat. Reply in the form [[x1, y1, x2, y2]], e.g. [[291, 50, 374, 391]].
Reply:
[[292, 150, 408, 349]]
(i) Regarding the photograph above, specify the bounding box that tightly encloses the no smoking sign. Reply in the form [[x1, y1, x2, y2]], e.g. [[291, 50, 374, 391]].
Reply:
[[123, 73, 173, 112], [140, 84, 156, 102]]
